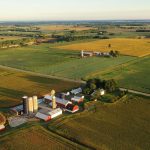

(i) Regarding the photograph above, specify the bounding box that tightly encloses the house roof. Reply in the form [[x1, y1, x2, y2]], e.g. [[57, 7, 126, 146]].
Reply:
[[71, 88, 82, 95], [44, 95, 72, 106]]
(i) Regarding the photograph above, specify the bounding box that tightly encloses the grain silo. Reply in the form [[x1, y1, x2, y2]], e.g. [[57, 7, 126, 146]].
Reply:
[[33, 96, 38, 113], [27, 97, 33, 114], [22, 96, 28, 114], [52, 96, 57, 109]]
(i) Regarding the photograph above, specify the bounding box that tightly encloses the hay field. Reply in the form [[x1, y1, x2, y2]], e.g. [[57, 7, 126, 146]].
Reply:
[[0, 126, 79, 150], [0, 36, 22, 41], [50, 96, 150, 150], [57, 38, 150, 57], [38, 25, 95, 31], [0, 68, 80, 108]]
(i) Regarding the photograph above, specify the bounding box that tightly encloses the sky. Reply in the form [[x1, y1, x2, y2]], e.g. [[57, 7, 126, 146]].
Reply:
[[0, 0, 150, 21]]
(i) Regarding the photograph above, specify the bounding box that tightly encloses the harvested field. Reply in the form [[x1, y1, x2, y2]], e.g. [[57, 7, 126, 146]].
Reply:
[[50, 96, 150, 150], [0, 126, 84, 150], [0, 36, 22, 41], [57, 38, 150, 57], [0, 68, 80, 108]]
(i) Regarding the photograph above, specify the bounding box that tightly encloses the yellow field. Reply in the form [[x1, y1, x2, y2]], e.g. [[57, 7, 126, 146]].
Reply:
[[0, 36, 22, 41], [38, 25, 95, 31], [0, 68, 80, 107], [57, 38, 150, 57]]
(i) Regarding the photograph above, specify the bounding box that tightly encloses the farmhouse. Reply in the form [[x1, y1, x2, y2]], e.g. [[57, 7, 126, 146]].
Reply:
[[91, 89, 105, 96], [81, 50, 111, 58]]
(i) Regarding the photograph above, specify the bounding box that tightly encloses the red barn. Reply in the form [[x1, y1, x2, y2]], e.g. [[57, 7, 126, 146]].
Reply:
[[44, 95, 72, 108]]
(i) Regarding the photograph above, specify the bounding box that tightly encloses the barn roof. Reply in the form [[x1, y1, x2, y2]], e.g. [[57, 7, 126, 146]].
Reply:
[[44, 95, 72, 106]]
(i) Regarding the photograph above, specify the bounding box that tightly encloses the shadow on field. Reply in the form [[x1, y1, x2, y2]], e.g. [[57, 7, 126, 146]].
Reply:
[[0, 87, 26, 99]]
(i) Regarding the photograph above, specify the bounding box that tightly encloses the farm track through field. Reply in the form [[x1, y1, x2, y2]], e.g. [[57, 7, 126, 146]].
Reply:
[[0, 65, 85, 84], [0, 64, 149, 97], [119, 88, 150, 97]]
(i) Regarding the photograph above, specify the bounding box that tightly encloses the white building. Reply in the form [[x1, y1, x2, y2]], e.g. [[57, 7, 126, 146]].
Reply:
[[71, 88, 82, 95]]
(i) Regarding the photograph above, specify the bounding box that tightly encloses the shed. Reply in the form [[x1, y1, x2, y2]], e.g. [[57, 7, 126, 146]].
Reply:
[[0, 125, 5, 131], [71, 88, 82, 95], [35, 112, 51, 122], [65, 104, 79, 113], [10, 105, 23, 115], [71, 96, 84, 103], [48, 108, 62, 119]]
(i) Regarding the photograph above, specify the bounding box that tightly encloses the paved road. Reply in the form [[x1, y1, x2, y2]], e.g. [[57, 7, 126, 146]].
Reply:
[[119, 88, 150, 97], [0, 65, 85, 84]]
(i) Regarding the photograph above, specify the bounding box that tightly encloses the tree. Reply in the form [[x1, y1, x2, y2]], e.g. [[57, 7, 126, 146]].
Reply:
[[104, 79, 117, 92], [108, 44, 111, 48], [83, 88, 91, 95]]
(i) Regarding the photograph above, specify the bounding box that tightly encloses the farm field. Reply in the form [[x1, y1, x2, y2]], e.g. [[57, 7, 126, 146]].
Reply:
[[97, 56, 150, 93], [0, 44, 135, 79], [0, 43, 149, 93], [0, 126, 82, 150], [49, 96, 150, 150], [38, 25, 96, 31], [57, 38, 150, 57], [0, 67, 80, 108], [0, 36, 22, 41]]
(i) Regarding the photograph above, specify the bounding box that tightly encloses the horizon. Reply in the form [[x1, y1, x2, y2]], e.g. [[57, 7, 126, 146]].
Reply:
[[0, 0, 150, 21]]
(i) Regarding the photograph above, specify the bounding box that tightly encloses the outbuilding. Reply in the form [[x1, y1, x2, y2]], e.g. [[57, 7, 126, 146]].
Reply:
[[0, 125, 5, 131], [10, 105, 23, 115], [48, 108, 62, 119], [70, 88, 82, 95], [44, 95, 72, 108], [71, 96, 84, 103], [65, 104, 79, 113], [35, 112, 51, 122]]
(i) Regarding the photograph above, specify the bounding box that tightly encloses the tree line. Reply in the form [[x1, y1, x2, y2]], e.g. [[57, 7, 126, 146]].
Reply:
[[0, 38, 36, 48], [83, 78, 118, 95]]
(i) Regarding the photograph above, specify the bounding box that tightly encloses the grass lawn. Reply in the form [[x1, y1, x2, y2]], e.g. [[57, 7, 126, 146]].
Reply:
[[0, 68, 80, 108], [48, 96, 150, 150], [0, 126, 84, 150]]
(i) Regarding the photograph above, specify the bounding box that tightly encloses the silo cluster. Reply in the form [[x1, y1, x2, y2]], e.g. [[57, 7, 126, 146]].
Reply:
[[22, 96, 38, 115]]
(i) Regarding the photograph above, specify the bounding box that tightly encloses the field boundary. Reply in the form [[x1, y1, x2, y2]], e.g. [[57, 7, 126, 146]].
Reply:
[[0, 124, 92, 150], [0, 65, 85, 84], [119, 88, 150, 97]]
